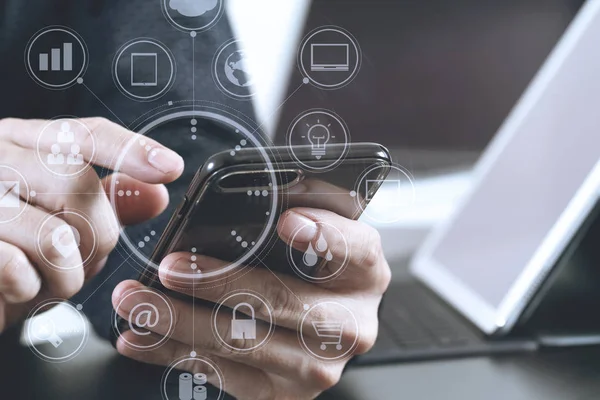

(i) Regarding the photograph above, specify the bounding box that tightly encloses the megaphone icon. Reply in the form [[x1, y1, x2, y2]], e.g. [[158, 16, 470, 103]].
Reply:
[[51, 224, 81, 258]]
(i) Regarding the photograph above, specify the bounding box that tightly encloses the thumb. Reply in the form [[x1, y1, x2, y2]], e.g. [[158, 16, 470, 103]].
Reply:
[[102, 173, 170, 226]]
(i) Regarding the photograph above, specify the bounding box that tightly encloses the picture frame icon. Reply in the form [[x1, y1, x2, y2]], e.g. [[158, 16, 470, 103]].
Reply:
[[0, 181, 20, 208]]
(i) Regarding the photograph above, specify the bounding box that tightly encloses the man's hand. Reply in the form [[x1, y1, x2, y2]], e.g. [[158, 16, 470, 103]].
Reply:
[[0, 117, 183, 332], [112, 207, 391, 400]]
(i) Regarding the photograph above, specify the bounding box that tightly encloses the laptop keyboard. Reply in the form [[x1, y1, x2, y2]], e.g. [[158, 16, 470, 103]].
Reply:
[[383, 283, 476, 349], [355, 281, 537, 365]]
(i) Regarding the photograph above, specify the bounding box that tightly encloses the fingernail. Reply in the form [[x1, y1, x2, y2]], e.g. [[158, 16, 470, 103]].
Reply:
[[147, 147, 184, 174], [280, 211, 318, 244]]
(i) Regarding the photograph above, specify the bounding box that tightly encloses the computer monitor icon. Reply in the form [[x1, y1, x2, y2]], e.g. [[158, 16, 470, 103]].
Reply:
[[311, 43, 350, 72], [130, 53, 158, 87]]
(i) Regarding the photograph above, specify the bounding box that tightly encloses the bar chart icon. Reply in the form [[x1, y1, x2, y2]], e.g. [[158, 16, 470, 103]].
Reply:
[[38, 43, 73, 72]]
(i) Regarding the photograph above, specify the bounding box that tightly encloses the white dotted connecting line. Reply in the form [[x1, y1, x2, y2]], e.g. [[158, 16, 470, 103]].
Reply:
[[137, 230, 157, 249], [190, 118, 198, 140], [230, 132, 247, 156], [190, 247, 199, 272], [230, 230, 255, 249]]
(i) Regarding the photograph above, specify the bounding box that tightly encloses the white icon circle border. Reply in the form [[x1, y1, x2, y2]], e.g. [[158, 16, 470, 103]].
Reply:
[[0, 165, 31, 224], [287, 221, 349, 283], [109, 109, 279, 278], [114, 289, 175, 351], [212, 39, 256, 100], [299, 26, 362, 90], [36, 118, 96, 178], [355, 164, 416, 224], [298, 301, 360, 362], [161, 0, 225, 33], [287, 109, 350, 172], [26, 299, 89, 363], [36, 209, 98, 272], [161, 356, 225, 400], [25, 26, 89, 90], [212, 291, 275, 353], [112, 38, 176, 102]]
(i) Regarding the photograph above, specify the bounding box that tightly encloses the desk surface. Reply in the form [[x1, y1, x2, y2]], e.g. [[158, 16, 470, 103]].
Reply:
[[1, 329, 599, 400]]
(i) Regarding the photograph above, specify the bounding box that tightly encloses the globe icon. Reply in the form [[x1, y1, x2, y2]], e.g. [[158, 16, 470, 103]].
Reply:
[[224, 50, 253, 87]]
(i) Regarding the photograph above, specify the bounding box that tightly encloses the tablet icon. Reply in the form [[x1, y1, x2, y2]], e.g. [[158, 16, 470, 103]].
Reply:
[[130, 53, 157, 87], [112, 39, 175, 102]]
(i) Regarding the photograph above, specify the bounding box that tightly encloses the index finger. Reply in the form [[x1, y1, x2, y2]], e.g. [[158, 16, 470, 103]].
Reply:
[[1, 117, 184, 184]]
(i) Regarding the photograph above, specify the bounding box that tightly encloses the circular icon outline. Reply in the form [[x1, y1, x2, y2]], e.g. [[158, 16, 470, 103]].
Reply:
[[298, 301, 360, 362], [35, 209, 98, 272], [298, 26, 362, 90], [212, 290, 275, 353], [0, 165, 31, 224], [354, 163, 416, 224], [161, 355, 225, 400], [36, 117, 96, 178], [113, 288, 175, 351], [25, 26, 89, 90], [161, 0, 225, 33], [25, 299, 89, 363], [287, 109, 350, 172], [109, 108, 279, 282], [112, 38, 176, 102], [212, 39, 256, 100], [287, 221, 349, 283]]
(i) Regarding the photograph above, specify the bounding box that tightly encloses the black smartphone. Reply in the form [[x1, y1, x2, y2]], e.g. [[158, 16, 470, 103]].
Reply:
[[142, 142, 389, 288], [112, 143, 391, 341]]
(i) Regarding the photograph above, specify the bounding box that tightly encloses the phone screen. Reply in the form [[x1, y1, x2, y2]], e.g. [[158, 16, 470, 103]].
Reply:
[[147, 145, 391, 289]]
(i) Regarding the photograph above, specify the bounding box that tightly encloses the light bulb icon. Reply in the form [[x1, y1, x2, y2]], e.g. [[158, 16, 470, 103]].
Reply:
[[307, 121, 331, 160]]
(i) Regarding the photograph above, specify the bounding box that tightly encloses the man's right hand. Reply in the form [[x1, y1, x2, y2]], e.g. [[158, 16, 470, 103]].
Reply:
[[0, 117, 184, 333]]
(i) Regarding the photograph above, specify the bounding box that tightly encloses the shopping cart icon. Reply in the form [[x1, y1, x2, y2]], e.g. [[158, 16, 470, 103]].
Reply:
[[312, 321, 345, 351]]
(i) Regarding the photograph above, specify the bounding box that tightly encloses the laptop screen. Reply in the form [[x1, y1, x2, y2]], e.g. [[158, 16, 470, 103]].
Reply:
[[412, 0, 600, 334]]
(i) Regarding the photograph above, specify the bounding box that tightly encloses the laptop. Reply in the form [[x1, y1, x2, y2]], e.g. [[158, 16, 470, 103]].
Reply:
[[359, 0, 600, 364]]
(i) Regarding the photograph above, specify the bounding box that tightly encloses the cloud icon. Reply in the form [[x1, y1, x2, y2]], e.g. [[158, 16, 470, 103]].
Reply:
[[169, 0, 219, 17]]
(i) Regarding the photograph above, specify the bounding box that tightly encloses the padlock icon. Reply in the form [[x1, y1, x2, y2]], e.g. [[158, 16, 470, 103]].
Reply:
[[231, 302, 257, 340]]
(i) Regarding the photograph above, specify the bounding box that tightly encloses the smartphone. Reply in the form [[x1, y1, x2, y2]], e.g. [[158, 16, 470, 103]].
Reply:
[[112, 143, 391, 340]]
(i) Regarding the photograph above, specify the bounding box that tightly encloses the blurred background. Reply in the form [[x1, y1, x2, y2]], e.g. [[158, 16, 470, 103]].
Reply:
[[228, 0, 584, 267]]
